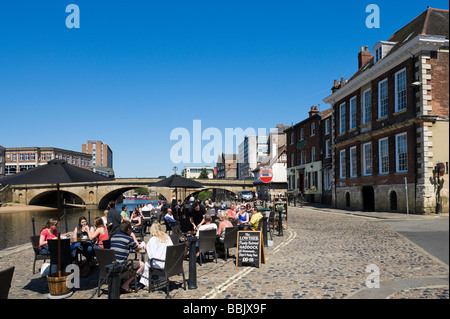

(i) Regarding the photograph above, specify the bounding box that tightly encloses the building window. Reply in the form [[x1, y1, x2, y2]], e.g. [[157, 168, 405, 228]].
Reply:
[[350, 146, 357, 178], [378, 79, 388, 118], [311, 147, 316, 162], [340, 150, 346, 179], [324, 168, 332, 190], [396, 133, 408, 172], [20, 154, 24, 161], [379, 138, 389, 174], [290, 153, 295, 167], [325, 119, 330, 135], [311, 123, 316, 136], [362, 89, 371, 124], [375, 47, 382, 63], [300, 150, 305, 165], [325, 140, 331, 158], [395, 68, 407, 112], [363, 143, 372, 176], [350, 96, 357, 130], [339, 103, 346, 134], [290, 133, 295, 145]]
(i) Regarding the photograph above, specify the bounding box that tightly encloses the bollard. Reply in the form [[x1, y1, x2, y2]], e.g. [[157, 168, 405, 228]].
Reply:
[[188, 236, 198, 290], [31, 216, 36, 237], [277, 207, 283, 237], [262, 216, 268, 247]]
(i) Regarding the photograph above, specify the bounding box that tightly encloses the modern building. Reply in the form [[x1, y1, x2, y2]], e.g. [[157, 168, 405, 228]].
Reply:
[[3, 147, 92, 176], [82, 140, 114, 177], [182, 166, 215, 179], [237, 135, 269, 179], [322, 7, 449, 214], [285, 106, 328, 203]]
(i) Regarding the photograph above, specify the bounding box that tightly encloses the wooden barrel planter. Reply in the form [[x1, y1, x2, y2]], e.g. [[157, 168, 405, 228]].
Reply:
[[47, 272, 73, 299]]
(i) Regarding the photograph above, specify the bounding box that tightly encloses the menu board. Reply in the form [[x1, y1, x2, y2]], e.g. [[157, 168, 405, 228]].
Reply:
[[273, 197, 288, 227], [236, 231, 265, 268]]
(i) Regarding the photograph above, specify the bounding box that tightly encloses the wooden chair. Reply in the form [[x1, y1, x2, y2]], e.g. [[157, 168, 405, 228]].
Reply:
[[147, 243, 186, 298], [30, 236, 49, 274], [198, 229, 218, 266], [0, 266, 15, 299], [93, 248, 137, 297]]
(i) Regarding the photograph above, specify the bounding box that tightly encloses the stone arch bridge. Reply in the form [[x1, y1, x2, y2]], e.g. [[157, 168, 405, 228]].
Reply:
[[8, 178, 256, 209]]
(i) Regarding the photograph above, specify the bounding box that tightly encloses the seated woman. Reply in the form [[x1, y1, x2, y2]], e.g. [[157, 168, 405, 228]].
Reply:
[[140, 222, 173, 288], [237, 205, 249, 227], [130, 209, 142, 234], [87, 217, 109, 248], [39, 218, 59, 255], [71, 216, 94, 260], [216, 211, 233, 245]]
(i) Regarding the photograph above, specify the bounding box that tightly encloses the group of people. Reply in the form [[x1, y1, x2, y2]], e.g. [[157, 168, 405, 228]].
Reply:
[[37, 197, 264, 294]]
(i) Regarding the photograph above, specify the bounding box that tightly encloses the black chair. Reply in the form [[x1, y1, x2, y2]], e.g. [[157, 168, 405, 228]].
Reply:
[[30, 236, 49, 274], [267, 211, 275, 240], [47, 238, 73, 274], [102, 239, 111, 249], [171, 225, 182, 235], [0, 266, 15, 299], [169, 233, 181, 244], [133, 224, 144, 241], [198, 229, 218, 266], [163, 218, 173, 234], [223, 226, 239, 260], [147, 243, 186, 297], [93, 248, 137, 297]]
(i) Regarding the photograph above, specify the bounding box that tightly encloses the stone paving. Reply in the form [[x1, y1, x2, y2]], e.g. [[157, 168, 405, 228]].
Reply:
[[0, 206, 448, 300]]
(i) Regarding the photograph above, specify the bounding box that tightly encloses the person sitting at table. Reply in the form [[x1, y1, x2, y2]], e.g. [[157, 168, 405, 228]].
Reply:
[[39, 218, 59, 255], [130, 209, 142, 234], [120, 205, 130, 222], [164, 208, 178, 229], [140, 222, 173, 288], [237, 205, 249, 225], [71, 216, 94, 260], [227, 204, 237, 219], [247, 207, 263, 231], [216, 211, 233, 244], [196, 214, 217, 238], [87, 217, 109, 249], [110, 221, 145, 293], [101, 209, 108, 227]]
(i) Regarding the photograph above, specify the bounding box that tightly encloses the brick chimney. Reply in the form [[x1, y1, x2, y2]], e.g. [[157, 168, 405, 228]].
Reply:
[[358, 46, 372, 69], [309, 106, 319, 118]]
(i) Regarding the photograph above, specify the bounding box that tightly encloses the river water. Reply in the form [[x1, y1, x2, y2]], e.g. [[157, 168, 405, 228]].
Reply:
[[0, 199, 158, 251]]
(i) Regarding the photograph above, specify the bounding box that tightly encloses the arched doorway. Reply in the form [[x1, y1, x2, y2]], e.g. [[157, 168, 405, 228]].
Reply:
[[345, 192, 351, 208], [390, 191, 398, 211], [362, 186, 375, 211]]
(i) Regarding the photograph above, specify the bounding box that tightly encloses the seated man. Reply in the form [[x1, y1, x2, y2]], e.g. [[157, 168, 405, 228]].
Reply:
[[248, 207, 263, 231], [110, 221, 145, 293], [164, 208, 178, 229], [227, 204, 237, 219]]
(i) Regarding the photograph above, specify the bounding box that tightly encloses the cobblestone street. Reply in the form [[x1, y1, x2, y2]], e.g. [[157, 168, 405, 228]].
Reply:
[[1, 206, 448, 300]]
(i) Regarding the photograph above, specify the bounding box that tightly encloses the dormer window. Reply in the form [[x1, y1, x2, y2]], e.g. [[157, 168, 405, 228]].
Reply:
[[373, 41, 397, 64]]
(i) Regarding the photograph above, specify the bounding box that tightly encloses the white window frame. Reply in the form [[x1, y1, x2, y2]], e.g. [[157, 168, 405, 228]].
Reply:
[[395, 132, 408, 173], [378, 78, 388, 118], [340, 150, 346, 179], [378, 138, 389, 174], [339, 103, 346, 134], [325, 139, 331, 158], [311, 147, 316, 162], [363, 142, 372, 176], [311, 123, 315, 136], [325, 119, 330, 135], [349, 96, 357, 130], [362, 89, 371, 124], [300, 128, 304, 140], [395, 68, 407, 112], [350, 146, 357, 178]]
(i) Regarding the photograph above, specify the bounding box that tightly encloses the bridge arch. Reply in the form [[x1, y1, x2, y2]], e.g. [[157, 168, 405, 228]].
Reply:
[[29, 190, 85, 206]]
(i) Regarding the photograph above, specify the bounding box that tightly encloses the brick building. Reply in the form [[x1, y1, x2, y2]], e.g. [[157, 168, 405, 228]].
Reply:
[[82, 140, 114, 177], [323, 8, 449, 214], [285, 106, 330, 203]]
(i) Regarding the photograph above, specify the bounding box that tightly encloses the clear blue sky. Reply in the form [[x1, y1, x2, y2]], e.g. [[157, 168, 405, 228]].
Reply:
[[1, 0, 448, 177]]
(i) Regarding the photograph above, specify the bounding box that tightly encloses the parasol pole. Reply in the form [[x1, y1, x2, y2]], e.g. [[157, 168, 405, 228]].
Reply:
[[57, 183, 62, 277]]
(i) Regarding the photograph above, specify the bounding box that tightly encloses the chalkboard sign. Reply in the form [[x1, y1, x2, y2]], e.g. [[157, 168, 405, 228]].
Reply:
[[236, 231, 265, 268], [273, 197, 288, 227]]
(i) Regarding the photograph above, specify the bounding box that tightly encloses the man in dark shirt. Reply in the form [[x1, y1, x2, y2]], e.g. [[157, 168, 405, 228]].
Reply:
[[189, 201, 206, 230], [106, 201, 122, 237]]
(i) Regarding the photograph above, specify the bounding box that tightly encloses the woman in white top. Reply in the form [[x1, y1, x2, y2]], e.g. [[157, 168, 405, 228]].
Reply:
[[140, 222, 173, 287]]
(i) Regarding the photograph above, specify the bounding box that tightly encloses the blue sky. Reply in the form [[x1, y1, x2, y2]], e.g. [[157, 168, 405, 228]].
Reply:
[[1, 0, 448, 177]]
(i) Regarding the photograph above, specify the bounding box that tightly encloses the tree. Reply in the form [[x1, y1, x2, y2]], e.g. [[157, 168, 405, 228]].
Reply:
[[198, 168, 210, 179]]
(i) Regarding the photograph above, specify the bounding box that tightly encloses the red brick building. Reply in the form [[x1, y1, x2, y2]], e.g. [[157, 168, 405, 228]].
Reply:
[[323, 8, 449, 214]]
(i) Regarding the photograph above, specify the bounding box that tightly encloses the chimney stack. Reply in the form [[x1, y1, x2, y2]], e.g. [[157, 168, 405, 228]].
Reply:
[[358, 46, 372, 69], [309, 105, 320, 118]]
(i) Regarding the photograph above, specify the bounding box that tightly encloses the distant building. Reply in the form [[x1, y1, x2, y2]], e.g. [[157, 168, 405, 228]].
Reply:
[[182, 166, 215, 179], [82, 140, 114, 177], [237, 135, 269, 179], [0, 145, 5, 177], [216, 153, 237, 179], [3, 147, 92, 175]]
